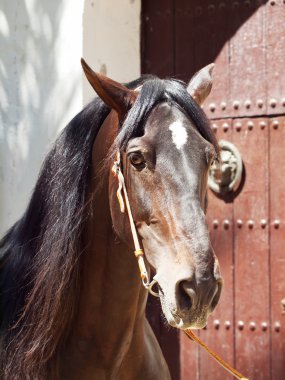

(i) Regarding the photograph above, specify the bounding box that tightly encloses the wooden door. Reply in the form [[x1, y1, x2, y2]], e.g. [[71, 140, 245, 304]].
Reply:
[[142, 1, 285, 379]]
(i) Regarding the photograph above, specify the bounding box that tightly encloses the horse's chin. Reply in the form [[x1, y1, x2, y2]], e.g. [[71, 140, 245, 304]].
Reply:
[[159, 294, 209, 330]]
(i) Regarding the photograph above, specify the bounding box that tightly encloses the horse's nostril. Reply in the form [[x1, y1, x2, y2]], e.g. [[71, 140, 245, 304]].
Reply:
[[210, 281, 223, 311], [178, 280, 197, 311]]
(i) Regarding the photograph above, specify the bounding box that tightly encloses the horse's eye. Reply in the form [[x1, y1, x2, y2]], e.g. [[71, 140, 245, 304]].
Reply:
[[129, 152, 145, 168]]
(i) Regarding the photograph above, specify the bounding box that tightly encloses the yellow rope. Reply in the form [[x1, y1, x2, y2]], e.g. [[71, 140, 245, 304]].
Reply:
[[184, 330, 249, 380]]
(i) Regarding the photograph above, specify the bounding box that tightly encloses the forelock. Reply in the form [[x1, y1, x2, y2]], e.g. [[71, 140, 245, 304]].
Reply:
[[109, 77, 219, 156]]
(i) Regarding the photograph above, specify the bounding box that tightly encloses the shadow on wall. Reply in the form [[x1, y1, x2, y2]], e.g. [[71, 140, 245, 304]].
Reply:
[[0, 0, 80, 235], [142, 0, 269, 79]]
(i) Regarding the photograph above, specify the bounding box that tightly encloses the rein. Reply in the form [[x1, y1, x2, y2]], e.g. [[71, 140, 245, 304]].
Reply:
[[111, 153, 249, 380]]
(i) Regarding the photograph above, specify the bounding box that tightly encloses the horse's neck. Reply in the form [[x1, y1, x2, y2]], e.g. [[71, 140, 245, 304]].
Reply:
[[66, 112, 147, 372]]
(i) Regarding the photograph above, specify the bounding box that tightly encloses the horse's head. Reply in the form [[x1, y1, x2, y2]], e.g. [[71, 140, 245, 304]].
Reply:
[[82, 59, 222, 330]]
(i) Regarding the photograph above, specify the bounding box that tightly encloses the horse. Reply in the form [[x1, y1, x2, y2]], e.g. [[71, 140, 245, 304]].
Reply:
[[0, 59, 223, 380]]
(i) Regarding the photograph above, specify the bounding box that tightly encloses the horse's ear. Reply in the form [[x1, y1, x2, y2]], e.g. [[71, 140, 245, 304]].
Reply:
[[81, 58, 137, 119], [187, 63, 214, 105]]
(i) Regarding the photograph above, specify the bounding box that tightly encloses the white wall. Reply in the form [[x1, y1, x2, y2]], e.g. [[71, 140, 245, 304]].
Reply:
[[83, 0, 141, 103], [0, 0, 141, 236], [0, 0, 84, 235]]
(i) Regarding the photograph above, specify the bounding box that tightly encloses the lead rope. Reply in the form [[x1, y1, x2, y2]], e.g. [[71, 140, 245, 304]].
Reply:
[[184, 330, 249, 380], [112, 152, 249, 380]]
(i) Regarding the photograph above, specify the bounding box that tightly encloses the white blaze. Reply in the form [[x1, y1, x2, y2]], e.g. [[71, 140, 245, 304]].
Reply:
[[169, 121, 188, 150]]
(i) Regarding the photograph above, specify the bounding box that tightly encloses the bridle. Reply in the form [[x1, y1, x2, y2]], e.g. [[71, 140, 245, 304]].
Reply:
[[111, 152, 249, 380], [112, 152, 159, 297]]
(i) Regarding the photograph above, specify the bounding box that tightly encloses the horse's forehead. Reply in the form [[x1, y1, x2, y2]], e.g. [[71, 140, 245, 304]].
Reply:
[[168, 120, 188, 150], [144, 103, 192, 146]]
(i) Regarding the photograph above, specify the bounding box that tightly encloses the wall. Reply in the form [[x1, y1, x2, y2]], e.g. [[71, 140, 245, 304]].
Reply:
[[0, 0, 141, 236], [83, 0, 141, 103], [0, 0, 84, 235]]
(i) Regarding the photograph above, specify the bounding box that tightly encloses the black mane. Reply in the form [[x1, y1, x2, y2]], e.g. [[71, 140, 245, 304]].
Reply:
[[0, 96, 112, 378]]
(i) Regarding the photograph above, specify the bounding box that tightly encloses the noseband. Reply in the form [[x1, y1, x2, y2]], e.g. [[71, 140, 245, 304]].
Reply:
[[112, 152, 159, 297]]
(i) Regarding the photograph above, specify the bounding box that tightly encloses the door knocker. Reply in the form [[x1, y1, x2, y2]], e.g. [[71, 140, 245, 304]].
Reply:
[[208, 140, 243, 195]]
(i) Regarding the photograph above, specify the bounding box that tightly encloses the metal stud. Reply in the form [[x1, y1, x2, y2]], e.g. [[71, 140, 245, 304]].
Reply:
[[272, 120, 279, 129], [213, 219, 219, 229], [224, 219, 230, 229], [208, 4, 215, 12], [237, 219, 243, 228], [247, 220, 254, 229], [247, 121, 254, 130], [274, 322, 281, 332], [209, 103, 216, 112], [235, 122, 242, 131], [261, 322, 267, 331], [260, 219, 267, 228], [282, 98, 285, 107], [244, 100, 251, 109], [249, 322, 256, 331], [225, 321, 231, 330], [259, 121, 266, 130], [273, 219, 280, 229], [213, 319, 220, 329], [270, 98, 277, 108], [270, 0, 276, 5], [221, 101, 227, 110], [212, 123, 218, 132], [223, 122, 229, 132], [233, 100, 240, 110], [238, 321, 244, 330], [257, 99, 263, 108]]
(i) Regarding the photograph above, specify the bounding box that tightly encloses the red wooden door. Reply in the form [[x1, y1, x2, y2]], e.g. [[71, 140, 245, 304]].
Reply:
[[142, 1, 285, 379]]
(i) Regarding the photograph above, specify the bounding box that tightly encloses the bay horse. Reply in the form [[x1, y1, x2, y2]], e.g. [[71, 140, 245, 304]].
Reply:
[[0, 59, 222, 379]]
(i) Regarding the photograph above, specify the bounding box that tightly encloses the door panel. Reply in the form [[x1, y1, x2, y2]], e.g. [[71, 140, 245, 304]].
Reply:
[[180, 332, 199, 380], [199, 119, 235, 380], [141, 0, 175, 78], [175, 0, 196, 80], [269, 116, 285, 380], [232, 118, 270, 380], [266, 2, 285, 115], [229, 3, 267, 118]]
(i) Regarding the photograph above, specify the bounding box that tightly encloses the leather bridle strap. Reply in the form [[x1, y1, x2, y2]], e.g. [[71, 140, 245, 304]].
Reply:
[[111, 153, 249, 380], [112, 152, 159, 297]]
